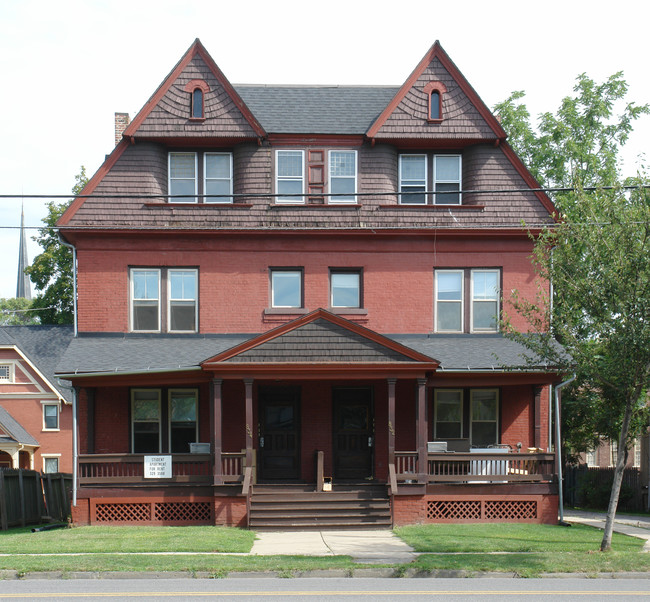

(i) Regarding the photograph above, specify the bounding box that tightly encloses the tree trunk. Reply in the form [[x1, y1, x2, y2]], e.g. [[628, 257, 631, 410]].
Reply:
[[600, 398, 634, 551]]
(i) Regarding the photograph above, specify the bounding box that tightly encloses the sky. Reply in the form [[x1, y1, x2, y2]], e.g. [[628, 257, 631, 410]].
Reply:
[[0, 0, 649, 300]]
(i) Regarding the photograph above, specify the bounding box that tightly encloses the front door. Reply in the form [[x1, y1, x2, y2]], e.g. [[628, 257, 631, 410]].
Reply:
[[333, 387, 373, 481], [258, 386, 301, 481]]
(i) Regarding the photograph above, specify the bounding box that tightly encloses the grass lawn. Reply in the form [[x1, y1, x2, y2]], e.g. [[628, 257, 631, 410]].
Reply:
[[0, 522, 648, 577], [395, 523, 650, 577]]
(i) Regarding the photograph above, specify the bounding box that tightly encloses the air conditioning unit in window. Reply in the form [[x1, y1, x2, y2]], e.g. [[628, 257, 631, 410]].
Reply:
[[189, 442, 210, 454]]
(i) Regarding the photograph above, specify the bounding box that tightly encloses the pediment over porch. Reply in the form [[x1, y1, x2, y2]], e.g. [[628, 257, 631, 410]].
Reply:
[[201, 309, 439, 379]]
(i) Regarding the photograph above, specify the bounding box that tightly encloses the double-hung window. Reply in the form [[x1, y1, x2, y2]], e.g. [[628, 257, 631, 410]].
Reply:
[[330, 270, 361, 308], [131, 268, 198, 333], [204, 153, 232, 203], [399, 155, 427, 204], [168, 270, 198, 332], [329, 150, 357, 203], [470, 389, 499, 447], [434, 269, 500, 333], [42, 404, 59, 430], [435, 270, 464, 332], [131, 269, 161, 332], [169, 389, 198, 453], [434, 390, 463, 439], [434, 155, 461, 204], [471, 270, 500, 332], [168, 152, 197, 202], [276, 150, 305, 203], [42, 456, 60, 474], [132, 389, 162, 454], [271, 269, 303, 309]]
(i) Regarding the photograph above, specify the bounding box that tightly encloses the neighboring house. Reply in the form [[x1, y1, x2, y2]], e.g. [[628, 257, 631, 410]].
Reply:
[[0, 325, 74, 472], [56, 39, 562, 528]]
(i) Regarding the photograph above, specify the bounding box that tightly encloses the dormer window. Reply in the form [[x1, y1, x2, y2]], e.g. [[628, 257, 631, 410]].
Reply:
[[191, 88, 204, 119], [423, 81, 447, 123], [184, 79, 209, 121]]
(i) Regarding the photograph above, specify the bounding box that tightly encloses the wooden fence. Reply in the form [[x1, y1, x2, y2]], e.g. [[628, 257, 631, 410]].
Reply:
[[0, 469, 72, 531], [564, 465, 645, 512]]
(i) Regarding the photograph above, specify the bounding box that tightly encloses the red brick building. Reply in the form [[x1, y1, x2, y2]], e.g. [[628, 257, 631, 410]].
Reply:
[[0, 326, 74, 473], [57, 40, 561, 527]]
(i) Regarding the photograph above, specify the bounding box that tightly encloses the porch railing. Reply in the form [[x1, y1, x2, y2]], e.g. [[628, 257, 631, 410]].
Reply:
[[395, 451, 555, 484], [78, 453, 245, 485]]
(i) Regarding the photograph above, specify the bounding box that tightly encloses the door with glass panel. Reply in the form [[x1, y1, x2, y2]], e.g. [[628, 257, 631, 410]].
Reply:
[[258, 386, 301, 481]]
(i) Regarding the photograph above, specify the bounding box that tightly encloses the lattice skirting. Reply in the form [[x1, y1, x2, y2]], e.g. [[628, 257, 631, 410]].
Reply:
[[91, 499, 214, 525], [422, 496, 541, 523]]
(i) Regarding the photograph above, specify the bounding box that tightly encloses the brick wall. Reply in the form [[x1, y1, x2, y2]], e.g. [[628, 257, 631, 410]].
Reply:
[[214, 496, 247, 527]]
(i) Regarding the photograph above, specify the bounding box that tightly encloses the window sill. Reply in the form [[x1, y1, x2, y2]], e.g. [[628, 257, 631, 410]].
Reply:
[[42, 428, 60, 433], [270, 204, 361, 209], [188, 117, 206, 122], [383, 204, 485, 210], [264, 308, 310, 315], [427, 118, 444, 124], [328, 308, 368, 315]]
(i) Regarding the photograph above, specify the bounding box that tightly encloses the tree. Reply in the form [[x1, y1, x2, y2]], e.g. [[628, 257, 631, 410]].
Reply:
[[26, 167, 88, 324], [0, 297, 39, 325], [496, 74, 650, 551]]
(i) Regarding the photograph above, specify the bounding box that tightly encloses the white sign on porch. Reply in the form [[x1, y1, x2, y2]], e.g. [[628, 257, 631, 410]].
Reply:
[[144, 455, 172, 479]]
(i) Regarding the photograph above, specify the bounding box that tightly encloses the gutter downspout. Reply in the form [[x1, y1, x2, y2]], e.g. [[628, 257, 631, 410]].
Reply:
[[555, 374, 576, 524], [57, 233, 77, 337], [72, 387, 78, 507]]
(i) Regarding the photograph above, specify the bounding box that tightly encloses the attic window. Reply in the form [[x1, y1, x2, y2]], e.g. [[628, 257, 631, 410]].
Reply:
[[0, 364, 11, 382], [191, 88, 204, 119], [423, 81, 447, 123]]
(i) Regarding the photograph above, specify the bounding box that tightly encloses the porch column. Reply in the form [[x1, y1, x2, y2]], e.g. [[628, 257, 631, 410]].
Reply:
[[86, 388, 96, 454], [533, 385, 543, 450], [244, 378, 254, 471], [416, 378, 428, 484], [210, 378, 223, 485], [387, 379, 396, 467]]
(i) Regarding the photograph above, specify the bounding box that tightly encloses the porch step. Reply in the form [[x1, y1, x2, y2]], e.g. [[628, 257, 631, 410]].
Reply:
[[249, 484, 391, 530]]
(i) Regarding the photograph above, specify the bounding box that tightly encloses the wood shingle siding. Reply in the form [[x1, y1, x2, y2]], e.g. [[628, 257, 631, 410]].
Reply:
[[374, 58, 497, 140]]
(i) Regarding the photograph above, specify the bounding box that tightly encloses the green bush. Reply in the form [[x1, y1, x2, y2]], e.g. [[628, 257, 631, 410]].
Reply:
[[576, 470, 634, 509]]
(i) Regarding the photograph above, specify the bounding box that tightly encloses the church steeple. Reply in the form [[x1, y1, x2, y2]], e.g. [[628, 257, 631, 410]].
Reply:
[[16, 203, 31, 300]]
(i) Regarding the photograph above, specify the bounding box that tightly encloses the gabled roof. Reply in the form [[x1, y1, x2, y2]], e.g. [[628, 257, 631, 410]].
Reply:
[[0, 325, 74, 402], [366, 40, 506, 141], [202, 309, 439, 377], [0, 406, 39, 447]]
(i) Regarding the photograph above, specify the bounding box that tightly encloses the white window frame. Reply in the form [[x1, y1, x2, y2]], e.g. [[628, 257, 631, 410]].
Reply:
[[41, 402, 60, 431], [130, 268, 161, 333], [168, 152, 198, 203], [131, 389, 162, 454], [399, 154, 428, 205], [470, 269, 500, 333], [585, 449, 597, 466], [433, 154, 462, 205], [203, 152, 233, 204], [276, 149, 305, 204], [328, 150, 357, 204], [271, 269, 303, 309], [469, 389, 499, 448], [168, 389, 199, 454], [330, 270, 361, 308], [41, 454, 61, 474], [0, 363, 14, 383], [433, 389, 463, 440], [435, 270, 464, 333], [167, 269, 198, 333]]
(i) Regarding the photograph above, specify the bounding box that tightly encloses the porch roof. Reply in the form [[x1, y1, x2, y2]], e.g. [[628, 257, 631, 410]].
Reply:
[[0, 407, 39, 447], [55, 331, 558, 379]]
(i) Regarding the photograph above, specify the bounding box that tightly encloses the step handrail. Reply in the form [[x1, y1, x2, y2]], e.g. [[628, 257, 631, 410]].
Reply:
[[314, 450, 324, 492]]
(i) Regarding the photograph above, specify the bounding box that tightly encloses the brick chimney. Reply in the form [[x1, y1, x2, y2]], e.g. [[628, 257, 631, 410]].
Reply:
[[114, 112, 131, 146]]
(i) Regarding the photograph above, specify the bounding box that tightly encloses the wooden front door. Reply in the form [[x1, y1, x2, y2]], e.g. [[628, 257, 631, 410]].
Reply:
[[258, 386, 301, 481], [333, 387, 374, 481]]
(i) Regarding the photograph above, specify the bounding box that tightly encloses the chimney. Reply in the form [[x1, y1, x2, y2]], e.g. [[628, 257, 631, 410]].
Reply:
[[114, 112, 131, 146]]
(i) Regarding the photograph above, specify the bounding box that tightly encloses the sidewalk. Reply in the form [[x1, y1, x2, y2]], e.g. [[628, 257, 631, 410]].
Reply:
[[563, 509, 650, 551], [250, 529, 418, 564]]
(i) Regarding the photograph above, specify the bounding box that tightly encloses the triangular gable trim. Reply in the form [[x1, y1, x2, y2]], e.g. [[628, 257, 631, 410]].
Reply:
[[58, 39, 267, 227], [366, 41, 506, 140], [0, 345, 66, 403], [202, 308, 439, 366]]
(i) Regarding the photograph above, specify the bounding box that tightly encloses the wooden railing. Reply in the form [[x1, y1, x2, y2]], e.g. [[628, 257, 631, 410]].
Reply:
[[395, 451, 555, 484], [314, 450, 325, 493], [78, 453, 245, 485]]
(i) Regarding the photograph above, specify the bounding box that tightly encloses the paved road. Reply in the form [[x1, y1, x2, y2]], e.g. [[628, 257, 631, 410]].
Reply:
[[0, 578, 649, 601]]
